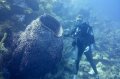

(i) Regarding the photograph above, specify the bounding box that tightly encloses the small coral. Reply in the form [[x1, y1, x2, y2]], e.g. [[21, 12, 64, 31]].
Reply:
[[0, 0, 11, 10], [0, 33, 8, 53]]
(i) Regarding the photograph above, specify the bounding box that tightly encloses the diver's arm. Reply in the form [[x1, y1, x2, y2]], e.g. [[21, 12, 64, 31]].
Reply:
[[63, 26, 77, 37]]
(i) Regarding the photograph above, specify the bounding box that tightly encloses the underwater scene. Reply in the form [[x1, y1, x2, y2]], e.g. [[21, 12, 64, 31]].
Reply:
[[0, 0, 120, 79]]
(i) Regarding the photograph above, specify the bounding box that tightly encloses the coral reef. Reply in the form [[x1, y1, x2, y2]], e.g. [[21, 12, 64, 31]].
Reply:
[[0, 0, 120, 79]]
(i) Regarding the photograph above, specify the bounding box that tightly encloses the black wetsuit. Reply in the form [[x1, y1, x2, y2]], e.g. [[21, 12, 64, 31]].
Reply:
[[73, 22, 98, 75]]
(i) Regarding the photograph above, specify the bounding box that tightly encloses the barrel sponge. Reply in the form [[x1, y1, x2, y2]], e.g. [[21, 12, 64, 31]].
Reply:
[[40, 14, 63, 37]]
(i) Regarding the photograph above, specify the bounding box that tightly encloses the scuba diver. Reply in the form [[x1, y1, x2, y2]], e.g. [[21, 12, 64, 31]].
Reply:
[[67, 15, 99, 79]]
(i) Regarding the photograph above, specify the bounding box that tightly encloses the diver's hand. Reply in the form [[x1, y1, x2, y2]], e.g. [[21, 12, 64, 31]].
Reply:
[[63, 34, 70, 37]]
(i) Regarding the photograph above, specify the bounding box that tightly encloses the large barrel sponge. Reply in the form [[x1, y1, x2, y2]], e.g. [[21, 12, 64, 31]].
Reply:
[[8, 14, 63, 79]]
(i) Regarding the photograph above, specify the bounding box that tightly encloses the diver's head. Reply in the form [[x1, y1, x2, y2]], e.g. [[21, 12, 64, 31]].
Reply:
[[76, 15, 84, 24], [76, 14, 89, 24]]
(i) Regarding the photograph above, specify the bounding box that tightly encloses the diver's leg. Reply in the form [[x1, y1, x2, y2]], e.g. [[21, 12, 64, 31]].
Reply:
[[84, 46, 98, 75], [75, 46, 84, 74]]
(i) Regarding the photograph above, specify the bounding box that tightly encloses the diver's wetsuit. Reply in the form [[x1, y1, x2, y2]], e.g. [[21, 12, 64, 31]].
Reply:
[[73, 22, 98, 75]]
